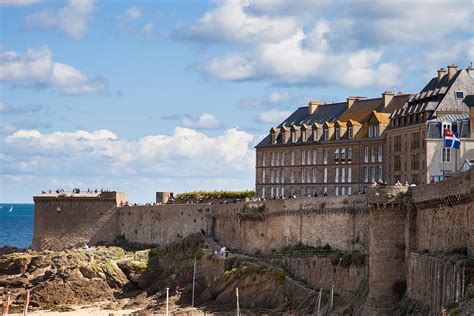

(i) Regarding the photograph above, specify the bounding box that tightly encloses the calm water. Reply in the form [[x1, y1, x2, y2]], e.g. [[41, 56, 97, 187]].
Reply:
[[0, 203, 34, 249]]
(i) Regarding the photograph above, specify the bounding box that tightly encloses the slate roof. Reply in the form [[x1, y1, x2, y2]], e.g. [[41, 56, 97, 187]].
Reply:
[[391, 70, 461, 119], [277, 102, 347, 127], [426, 113, 470, 138]]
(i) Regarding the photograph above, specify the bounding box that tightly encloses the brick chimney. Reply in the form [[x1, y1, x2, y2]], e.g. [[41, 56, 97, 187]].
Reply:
[[347, 96, 358, 109], [467, 65, 474, 78], [447, 64, 458, 80], [308, 100, 319, 114], [437, 68, 446, 81], [382, 91, 394, 108]]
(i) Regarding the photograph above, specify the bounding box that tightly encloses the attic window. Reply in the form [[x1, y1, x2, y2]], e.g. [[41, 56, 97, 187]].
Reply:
[[455, 91, 464, 99]]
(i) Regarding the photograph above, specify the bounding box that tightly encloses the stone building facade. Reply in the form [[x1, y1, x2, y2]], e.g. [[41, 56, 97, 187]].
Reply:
[[256, 65, 474, 197]]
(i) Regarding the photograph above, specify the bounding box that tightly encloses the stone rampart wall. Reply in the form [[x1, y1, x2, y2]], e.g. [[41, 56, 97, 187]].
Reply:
[[117, 204, 210, 246], [209, 195, 369, 254], [32, 195, 121, 251]]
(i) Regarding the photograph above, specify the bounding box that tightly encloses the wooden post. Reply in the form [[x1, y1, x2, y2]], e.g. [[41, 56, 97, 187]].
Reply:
[[166, 287, 169, 316]]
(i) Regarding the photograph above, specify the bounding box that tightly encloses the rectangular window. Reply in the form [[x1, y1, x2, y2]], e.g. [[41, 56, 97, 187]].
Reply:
[[335, 127, 340, 140], [281, 152, 285, 166], [271, 152, 275, 166], [347, 186, 352, 195], [281, 187, 285, 196], [335, 186, 339, 196], [334, 148, 340, 164], [442, 123, 451, 133], [442, 148, 451, 163], [369, 126, 373, 138], [276, 169, 280, 183], [323, 186, 328, 194], [323, 128, 328, 141], [290, 187, 294, 195], [364, 147, 369, 163], [281, 169, 285, 183], [347, 148, 352, 163], [347, 167, 352, 183], [302, 150, 306, 165], [276, 152, 280, 166], [312, 150, 317, 164], [455, 91, 464, 99], [335, 167, 339, 183], [364, 166, 369, 182], [323, 149, 328, 164], [378, 146, 383, 162], [301, 169, 305, 183], [270, 187, 274, 198], [371, 166, 376, 182], [323, 168, 328, 183], [341, 167, 345, 183], [306, 168, 310, 183], [301, 186, 305, 196], [276, 186, 279, 197], [262, 187, 265, 198], [271, 170, 274, 183], [291, 170, 295, 183], [371, 147, 376, 163], [262, 152, 266, 166], [291, 151, 295, 165], [341, 186, 345, 196], [312, 169, 316, 183], [341, 148, 346, 163], [375, 125, 379, 137], [262, 170, 266, 184], [307, 150, 311, 165], [378, 166, 383, 182], [348, 126, 353, 139]]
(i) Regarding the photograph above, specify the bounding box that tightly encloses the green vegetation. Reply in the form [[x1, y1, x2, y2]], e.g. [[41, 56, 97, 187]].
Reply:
[[254, 243, 335, 258], [330, 249, 366, 267], [224, 257, 286, 285], [176, 190, 256, 200]]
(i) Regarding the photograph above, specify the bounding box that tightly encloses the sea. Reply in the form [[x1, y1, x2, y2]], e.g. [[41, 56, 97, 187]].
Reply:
[[0, 203, 34, 249]]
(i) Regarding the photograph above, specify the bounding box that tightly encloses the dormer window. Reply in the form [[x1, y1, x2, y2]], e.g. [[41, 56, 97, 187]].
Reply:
[[442, 122, 451, 133], [335, 127, 340, 140], [323, 128, 328, 141], [348, 126, 353, 139], [301, 129, 306, 142], [455, 91, 464, 99], [291, 130, 297, 143], [369, 125, 379, 138]]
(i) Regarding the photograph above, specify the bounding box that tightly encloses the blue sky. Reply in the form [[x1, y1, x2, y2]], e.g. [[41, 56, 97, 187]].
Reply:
[[1, 0, 473, 202]]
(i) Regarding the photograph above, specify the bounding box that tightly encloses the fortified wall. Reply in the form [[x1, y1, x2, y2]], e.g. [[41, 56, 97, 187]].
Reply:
[[32, 168, 474, 314]]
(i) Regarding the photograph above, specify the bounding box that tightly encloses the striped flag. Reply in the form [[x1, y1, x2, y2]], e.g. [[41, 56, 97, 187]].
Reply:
[[444, 129, 460, 149]]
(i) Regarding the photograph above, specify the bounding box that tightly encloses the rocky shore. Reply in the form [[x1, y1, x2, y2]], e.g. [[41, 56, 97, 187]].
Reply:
[[0, 235, 340, 315]]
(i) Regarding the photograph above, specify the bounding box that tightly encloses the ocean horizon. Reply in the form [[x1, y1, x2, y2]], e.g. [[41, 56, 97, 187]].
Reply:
[[0, 203, 34, 249]]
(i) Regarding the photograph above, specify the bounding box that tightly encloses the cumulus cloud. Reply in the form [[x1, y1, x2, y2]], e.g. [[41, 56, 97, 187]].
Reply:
[[180, 113, 222, 129], [24, 0, 95, 39], [0, 101, 44, 114], [124, 7, 141, 20], [258, 109, 291, 123], [238, 91, 301, 110], [2, 128, 256, 188], [0, 0, 41, 6], [176, 0, 472, 88], [0, 46, 106, 94]]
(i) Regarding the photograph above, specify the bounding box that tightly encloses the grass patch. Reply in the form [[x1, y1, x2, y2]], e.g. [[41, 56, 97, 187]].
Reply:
[[176, 190, 256, 201]]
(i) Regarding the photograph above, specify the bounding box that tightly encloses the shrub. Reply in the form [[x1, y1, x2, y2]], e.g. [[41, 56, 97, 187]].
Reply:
[[176, 190, 256, 200]]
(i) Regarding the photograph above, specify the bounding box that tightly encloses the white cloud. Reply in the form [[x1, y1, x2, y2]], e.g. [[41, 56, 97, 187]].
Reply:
[[175, 0, 299, 44], [180, 113, 221, 129], [2, 127, 257, 201], [0, 101, 43, 114], [177, 0, 472, 88], [202, 29, 399, 87], [0, 46, 106, 94], [142, 23, 154, 35], [258, 109, 291, 123], [238, 91, 297, 110], [24, 0, 95, 39], [0, 0, 41, 6], [125, 7, 141, 20]]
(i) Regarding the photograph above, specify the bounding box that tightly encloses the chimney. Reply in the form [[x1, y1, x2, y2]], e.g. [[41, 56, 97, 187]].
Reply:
[[382, 91, 394, 108], [467, 64, 474, 78], [437, 68, 446, 81], [347, 96, 359, 109], [308, 100, 319, 114], [447, 64, 458, 80]]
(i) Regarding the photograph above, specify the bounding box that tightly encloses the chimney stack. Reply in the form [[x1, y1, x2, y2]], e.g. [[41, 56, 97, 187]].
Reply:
[[308, 100, 319, 114], [467, 64, 474, 78], [382, 91, 394, 108], [347, 96, 360, 109], [437, 68, 446, 81], [447, 64, 458, 80]]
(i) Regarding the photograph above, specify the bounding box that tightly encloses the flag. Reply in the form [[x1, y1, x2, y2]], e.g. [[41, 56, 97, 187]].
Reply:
[[444, 129, 461, 149]]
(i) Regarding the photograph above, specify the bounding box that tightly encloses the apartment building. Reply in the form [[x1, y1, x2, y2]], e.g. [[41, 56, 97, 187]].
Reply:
[[256, 64, 474, 197], [387, 65, 474, 184], [255, 92, 409, 198]]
